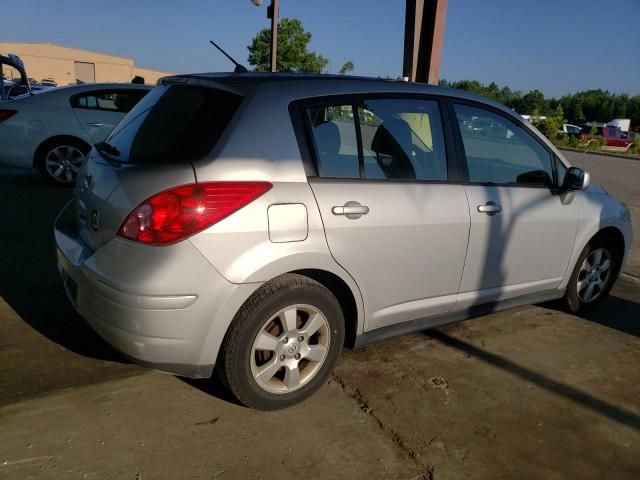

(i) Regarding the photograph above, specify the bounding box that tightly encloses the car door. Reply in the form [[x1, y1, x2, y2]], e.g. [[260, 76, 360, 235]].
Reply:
[[304, 96, 470, 331], [451, 102, 579, 310], [71, 89, 148, 142]]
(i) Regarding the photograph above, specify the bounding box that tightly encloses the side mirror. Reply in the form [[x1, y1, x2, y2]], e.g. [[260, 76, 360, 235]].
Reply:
[[563, 166, 590, 191]]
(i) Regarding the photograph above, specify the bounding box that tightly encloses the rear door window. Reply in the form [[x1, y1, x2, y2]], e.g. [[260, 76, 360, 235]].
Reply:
[[304, 97, 448, 181], [103, 85, 243, 164], [72, 89, 148, 113], [358, 98, 447, 180], [306, 104, 360, 178]]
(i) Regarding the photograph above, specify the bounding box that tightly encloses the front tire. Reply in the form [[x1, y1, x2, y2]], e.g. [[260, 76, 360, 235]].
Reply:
[[218, 274, 345, 410], [564, 238, 620, 313]]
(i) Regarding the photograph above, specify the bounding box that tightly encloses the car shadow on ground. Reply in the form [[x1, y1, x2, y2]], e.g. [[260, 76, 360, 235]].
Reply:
[[180, 376, 244, 407], [427, 330, 640, 431], [0, 168, 128, 364], [573, 290, 640, 337], [426, 293, 640, 431]]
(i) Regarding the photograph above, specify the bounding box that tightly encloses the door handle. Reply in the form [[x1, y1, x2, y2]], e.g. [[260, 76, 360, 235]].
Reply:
[[87, 123, 104, 127], [477, 202, 502, 215], [332, 201, 369, 219]]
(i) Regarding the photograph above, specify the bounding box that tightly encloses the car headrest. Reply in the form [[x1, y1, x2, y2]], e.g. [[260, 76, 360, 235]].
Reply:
[[314, 121, 341, 155], [371, 118, 415, 179]]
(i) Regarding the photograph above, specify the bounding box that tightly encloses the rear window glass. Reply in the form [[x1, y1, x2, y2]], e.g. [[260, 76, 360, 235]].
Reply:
[[104, 85, 243, 164]]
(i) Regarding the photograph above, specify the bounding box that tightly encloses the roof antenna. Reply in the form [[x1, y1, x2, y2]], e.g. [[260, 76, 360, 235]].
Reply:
[[209, 40, 248, 73]]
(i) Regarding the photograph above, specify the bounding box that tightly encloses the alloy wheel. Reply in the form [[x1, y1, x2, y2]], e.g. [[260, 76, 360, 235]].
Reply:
[[44, 145, 85, 183], [577, 248, 612, 303], [250, 304, 330, 394]]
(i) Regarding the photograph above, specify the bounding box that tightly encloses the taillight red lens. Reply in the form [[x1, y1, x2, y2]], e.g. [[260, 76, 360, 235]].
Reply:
[[0, 110, 17, 123], [118, 181, 272, 246]]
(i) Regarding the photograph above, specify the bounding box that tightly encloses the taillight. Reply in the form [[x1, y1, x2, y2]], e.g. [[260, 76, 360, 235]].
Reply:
[[118, 181, 272, 246], [0, 110, 17, 123]]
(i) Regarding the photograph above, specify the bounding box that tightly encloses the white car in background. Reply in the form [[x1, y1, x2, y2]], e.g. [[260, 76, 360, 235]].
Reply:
[[0, 82, 151, 184]]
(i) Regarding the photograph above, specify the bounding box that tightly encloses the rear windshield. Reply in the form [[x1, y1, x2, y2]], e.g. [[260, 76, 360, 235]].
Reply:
[[103, 84, 243, 164]]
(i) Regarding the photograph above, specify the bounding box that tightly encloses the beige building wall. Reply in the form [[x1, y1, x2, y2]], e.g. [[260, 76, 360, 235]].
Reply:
[[0, 42, 171, 86], [134, 67, 173, 85]]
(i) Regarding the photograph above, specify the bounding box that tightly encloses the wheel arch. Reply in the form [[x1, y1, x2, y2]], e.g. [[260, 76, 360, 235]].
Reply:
[[589, 226, 625, 260], [198, 266, 365, 373], [561, 222, 628, 292], [291, 268, 360, 348], [32, 134, 92, 168]]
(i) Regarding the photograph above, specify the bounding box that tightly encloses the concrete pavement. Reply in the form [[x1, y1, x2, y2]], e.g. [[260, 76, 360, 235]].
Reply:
[[1, 155, 638, 479]]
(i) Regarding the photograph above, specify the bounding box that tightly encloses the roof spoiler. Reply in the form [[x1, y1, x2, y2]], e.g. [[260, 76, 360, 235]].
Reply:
[[0, 54, 31, 100], [157, 74, 252, 96]]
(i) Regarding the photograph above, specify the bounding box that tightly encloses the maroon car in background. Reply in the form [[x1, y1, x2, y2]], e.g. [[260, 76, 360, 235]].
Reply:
[[579, 125, 634, 151]]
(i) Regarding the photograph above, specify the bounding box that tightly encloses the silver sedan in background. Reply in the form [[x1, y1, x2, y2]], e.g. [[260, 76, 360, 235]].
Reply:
[[0, 82, 150, 183]]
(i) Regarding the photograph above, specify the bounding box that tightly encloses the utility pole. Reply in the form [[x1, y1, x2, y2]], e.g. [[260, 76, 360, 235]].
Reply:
[[267, 0, 279, 72], [251, 0, 279, 72]]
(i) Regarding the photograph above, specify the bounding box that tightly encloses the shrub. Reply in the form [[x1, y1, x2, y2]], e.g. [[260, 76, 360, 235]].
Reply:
[[554, 134, 569, 146], [586, 138, 603, 150]]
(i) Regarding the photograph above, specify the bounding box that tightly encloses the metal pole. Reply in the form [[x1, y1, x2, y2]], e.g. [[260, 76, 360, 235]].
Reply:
[[403, 0, 447, 84], [267, 0, 279, 72]]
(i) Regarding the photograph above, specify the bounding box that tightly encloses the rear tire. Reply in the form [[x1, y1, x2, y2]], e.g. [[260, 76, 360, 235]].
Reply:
[[37, 138, 89, 185], [564, 237, 620, 313], [218, 274, 345, 410]]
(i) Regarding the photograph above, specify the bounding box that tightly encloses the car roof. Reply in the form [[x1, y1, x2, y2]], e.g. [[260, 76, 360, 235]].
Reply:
[[44, 82, 153, 94], [17, 82, 150, 98], [5, 82, 153, 103], [165, 71, 517, 117]]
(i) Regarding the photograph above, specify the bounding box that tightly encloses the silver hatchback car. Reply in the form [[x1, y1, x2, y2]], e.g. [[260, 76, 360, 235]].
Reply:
[[55, 73, 632, 410]]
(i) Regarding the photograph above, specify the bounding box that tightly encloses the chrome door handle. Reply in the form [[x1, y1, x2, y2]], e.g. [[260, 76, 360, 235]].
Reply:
[[332, 202, 369, 219], [333, 205, 369, 215], [477, 201, 502, 215], [87, 123, 104, 127]]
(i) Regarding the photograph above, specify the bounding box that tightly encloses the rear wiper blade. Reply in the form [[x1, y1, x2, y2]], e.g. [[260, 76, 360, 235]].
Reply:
[[94, 141, 120, 158]]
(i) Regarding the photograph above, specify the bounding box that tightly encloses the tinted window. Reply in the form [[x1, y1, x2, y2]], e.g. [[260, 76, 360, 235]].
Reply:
[[72, 90, 148, 112], [454, 104, 553, 186], [306, 104, 360, 178], [358, 98, 447, 180], [103, 85, 242, 164]]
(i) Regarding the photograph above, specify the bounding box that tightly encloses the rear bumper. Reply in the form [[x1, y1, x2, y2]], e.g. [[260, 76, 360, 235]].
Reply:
[[55, 202, 258, 378]]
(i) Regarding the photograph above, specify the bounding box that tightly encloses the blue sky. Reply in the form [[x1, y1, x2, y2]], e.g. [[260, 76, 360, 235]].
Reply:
[[2, 0, 638, 97]]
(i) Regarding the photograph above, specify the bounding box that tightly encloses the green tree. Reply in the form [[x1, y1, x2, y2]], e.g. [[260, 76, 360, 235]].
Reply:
[[517, 89, 548, 115], [247, 18, 329, 73], [339, 60, 355, 75]]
